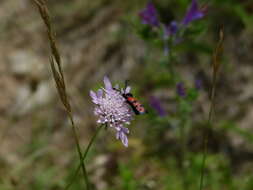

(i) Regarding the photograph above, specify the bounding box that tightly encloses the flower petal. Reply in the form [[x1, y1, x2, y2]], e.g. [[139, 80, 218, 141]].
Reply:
[[138, 2, 160, 27], [90, 90, 96, 99], [164, 21, 178, 37], [104, 76, 112, 90], [120, 132, 128, 147], [90, 90, 99, 104], [97, 89, 103, 98], [125, 86, 131, 94], [120, 126, 129, 134], [182, 0, 204, 25], [116, 131, 120, 139]]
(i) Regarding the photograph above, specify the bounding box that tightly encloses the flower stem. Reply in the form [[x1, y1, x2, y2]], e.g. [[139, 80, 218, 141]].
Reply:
[[180, 117, 189, 190], [67, 111, 90, 190], [168, 50, 176, 83], [199, 73, 217, 190], [65, 124, 105, 190]]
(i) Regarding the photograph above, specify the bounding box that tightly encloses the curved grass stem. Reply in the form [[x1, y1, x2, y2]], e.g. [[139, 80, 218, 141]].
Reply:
[[65, 124, 105, 190], [199, 28, 223, 190], [68, 112, 90, 190], [199, 73, 217, 190], [31, 0, 93, 188]]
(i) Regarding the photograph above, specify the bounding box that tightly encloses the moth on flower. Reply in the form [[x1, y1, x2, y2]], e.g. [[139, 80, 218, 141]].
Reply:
[[90, 76, 146, 147], [113, 80, 147, 115]]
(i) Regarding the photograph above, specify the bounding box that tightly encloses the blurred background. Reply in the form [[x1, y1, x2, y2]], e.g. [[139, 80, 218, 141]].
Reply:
[[0, 0, 253, 189]]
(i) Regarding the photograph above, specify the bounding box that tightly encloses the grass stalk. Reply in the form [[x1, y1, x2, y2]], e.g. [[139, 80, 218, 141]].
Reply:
[[65, 124, 105, 190], [32, 0, 90, 188], [67, 111, 90, 190], [168, 49, 176, 83], [199, 28, 224, 190], [180, 119, 189, 190]]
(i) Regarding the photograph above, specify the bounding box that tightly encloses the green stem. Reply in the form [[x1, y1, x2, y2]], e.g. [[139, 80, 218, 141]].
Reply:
[[179, 112, 189, 190], [168, 50, 176, 84], [65, 124, 105, 190], [199, 72, 217, 190], [67, 112, 90, 190]]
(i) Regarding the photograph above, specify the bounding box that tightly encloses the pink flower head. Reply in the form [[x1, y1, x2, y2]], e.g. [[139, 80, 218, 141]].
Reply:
[[90, 76, 134, 147]]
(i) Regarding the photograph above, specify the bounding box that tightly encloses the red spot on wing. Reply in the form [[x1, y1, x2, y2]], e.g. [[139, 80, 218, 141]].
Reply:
[[127, 97, 135, 102]]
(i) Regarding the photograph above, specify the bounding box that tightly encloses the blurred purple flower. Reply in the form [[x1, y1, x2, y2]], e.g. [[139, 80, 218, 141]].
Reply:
[[90, 76, 134, 147], [163, 21, 179, 55], [139, 2, 160, 27], [176, 82, 186, 97], [182, 0, 205, 26], [195, 79, 202, 90], [164, 21, 178, 37], [149, 96, 167, 117]]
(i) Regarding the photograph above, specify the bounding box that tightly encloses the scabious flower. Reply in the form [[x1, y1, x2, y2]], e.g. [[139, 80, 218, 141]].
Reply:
[[176, 82, 186, 97], [90, 76, 134, 147], [138, 2, 160, 27], [182, 0, 205, 26], [149, 96, 167, 117]]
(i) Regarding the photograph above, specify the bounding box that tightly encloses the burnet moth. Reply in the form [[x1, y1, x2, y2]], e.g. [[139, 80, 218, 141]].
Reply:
[[114, 80, 147, 115]]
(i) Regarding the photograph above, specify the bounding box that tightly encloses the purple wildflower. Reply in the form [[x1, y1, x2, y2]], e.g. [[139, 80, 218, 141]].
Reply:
[[195, 79, 202, 90], [139, 2, 160, 27], [163, 21, 178, 56], [149, 96, 167, 117], [164, 21, 178, 37], [182, 0, 205, 26], [176, 82, 186, 97], [90, 76, 134, 147]]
